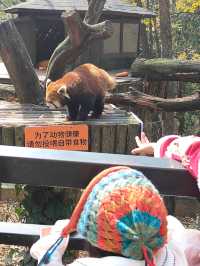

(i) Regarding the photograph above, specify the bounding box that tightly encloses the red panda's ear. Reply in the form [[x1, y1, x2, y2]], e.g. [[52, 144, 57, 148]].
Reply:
[[57, 85, 70, 99]]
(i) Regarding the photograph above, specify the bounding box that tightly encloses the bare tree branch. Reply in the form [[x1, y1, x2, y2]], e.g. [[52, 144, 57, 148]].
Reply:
[[45, 0, 109, 83], [105, 88, 200, 112], [84, 0, 106, 24]]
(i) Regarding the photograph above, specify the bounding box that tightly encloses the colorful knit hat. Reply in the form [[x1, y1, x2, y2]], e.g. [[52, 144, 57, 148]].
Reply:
[[38, 166, 168, 266]]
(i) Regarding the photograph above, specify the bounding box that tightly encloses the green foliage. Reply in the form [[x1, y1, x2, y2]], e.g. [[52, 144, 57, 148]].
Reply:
[[173, 13, 200, 59], [176, 0, 200, 13], [127, 0, 200, 135], [177, 83, 200, 136], [17, 186, 80, 224], [0, 0, 25, 8], [12, 185, 81, 265]]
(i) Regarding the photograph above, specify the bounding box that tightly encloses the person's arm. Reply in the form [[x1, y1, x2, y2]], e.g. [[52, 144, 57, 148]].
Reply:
[[131, 132, 179, 158], [131, 132, 155, 156]]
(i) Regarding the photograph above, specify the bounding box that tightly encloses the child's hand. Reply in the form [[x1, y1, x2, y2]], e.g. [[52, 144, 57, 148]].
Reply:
[[131, 132, 155, 156], [184, 229, 200, 266]]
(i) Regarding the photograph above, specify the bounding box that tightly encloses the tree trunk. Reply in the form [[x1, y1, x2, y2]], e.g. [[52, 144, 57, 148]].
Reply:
[[158, 0, 176, 135], [159, 0, 173, 58], [136, 0, 151, 58], [152, 17, 161, 57], [0, 20, 42, 104]]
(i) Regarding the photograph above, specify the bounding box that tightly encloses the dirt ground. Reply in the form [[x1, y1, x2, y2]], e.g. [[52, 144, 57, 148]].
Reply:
[[0, 201, 26, 266], [0, 200, 199, 266]]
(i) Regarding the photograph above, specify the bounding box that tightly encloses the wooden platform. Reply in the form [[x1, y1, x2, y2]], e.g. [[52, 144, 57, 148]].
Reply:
[[0, 101, 140, 126], [0, 101, 142, 154]]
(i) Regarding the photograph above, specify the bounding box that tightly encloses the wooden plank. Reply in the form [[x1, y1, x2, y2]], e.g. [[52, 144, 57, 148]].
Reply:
[[89, 125, 102, 152], [101, 125, 116, 153], [2, 127, 15, 146], [115, 124, 127, 154], [15, 126, 25, 147]]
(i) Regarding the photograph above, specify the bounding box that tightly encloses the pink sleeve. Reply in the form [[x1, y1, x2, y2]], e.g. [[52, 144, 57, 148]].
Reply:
[[154, 135, 179, 158], [185, 140, 200, 191]]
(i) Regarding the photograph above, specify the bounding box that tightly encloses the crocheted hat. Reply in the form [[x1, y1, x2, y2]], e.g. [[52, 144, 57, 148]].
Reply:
[[39, 166, 168, 266]]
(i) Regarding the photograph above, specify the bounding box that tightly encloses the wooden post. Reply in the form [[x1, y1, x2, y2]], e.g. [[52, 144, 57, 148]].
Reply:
[[0, 20, 43, 104]]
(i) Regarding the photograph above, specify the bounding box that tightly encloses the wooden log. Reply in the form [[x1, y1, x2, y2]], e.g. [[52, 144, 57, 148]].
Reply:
[[106, 90, 200, 112], [45, 10, 113, 82], [131, 58, 200, 82], [0, 20, 43, 104]]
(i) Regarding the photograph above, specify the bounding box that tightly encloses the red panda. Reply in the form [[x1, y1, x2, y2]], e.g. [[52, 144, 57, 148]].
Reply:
[[45, 63, 116, 121]]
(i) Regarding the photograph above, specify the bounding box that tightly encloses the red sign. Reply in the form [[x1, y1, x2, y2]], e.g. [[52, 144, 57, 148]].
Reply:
[[25, 125, 88, 151]]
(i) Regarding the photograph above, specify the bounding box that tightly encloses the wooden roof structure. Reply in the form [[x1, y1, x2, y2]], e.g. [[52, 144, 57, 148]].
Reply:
[[6, 0, 155, 18]]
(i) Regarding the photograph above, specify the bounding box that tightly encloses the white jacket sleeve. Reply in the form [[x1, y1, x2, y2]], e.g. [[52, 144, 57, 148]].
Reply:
[[154, 135, 179, 158]]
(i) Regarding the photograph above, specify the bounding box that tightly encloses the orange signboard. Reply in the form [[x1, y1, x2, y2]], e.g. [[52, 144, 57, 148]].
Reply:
[[25, 125, 88, 151]]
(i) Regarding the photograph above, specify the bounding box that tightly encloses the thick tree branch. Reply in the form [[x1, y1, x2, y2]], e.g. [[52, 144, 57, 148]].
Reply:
[[45, 9, 112, 82], [84, 0, 106, 24], [105, 88, 200, 112]]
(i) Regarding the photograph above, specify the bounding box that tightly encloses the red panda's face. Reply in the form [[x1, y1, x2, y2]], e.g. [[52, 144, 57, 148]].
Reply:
[[45, 80, 70, 109]]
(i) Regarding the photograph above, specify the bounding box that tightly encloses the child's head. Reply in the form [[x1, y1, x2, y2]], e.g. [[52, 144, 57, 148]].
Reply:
[[63, 166, 168, 265], [78, 167, 168, 259], [34, 166, 169, 266]]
